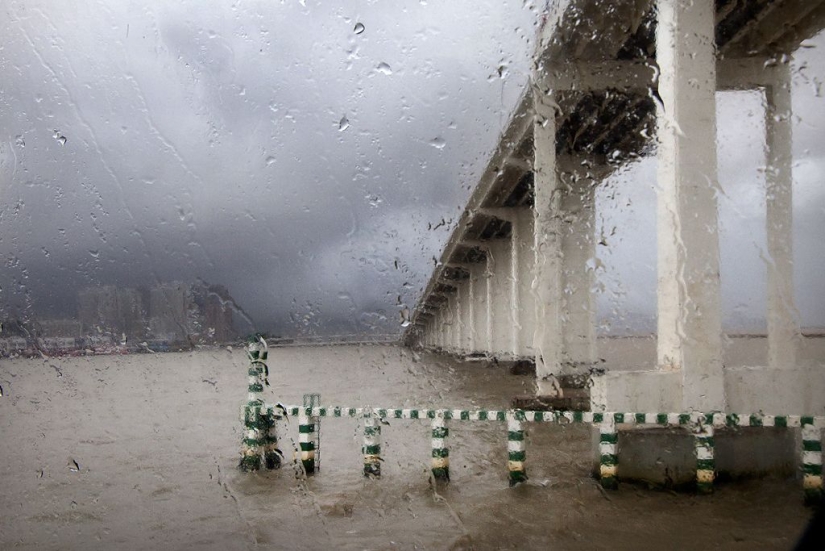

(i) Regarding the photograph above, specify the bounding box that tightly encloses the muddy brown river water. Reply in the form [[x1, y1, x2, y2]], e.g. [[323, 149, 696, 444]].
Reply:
[[0, 345, 815, 550]]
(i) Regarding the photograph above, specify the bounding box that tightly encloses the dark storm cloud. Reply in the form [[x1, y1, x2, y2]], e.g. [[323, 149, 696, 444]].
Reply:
[[3, 1, 822, 338], [0, 0, 537, 335]]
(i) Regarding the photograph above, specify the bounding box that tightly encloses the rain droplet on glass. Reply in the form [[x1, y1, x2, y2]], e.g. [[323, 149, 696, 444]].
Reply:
[[354, 22, 365, 35]]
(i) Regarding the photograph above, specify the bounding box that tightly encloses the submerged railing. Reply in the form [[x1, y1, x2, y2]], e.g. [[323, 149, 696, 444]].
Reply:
[[239, 339, 823, 504]]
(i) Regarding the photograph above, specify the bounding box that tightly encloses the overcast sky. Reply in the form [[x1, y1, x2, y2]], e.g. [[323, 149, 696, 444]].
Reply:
[[1, 1, 822, 337], [0, 0, 536, 336]]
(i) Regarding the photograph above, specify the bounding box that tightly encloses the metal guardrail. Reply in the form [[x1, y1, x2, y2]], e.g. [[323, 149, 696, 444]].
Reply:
[[267, 334, 399, 347], [238, 339, 823, 504], [246, 402, 824, 503]]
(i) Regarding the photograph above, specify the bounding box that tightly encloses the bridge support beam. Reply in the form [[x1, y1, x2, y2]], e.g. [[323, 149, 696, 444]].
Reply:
[[557, 155, 598, 375], [765, 64, 800, 370], [533, 93, 600, 395], [655, 0, 725, 412], [533, 86, 562, 395], [488, 238, 516, 358], [514, 207, 535, 359], [433, 317, 440, 350], [452, 286, 463, 352], [470, 261, 491, 354], [458, 279, 472, 352], [445, 293, 456, 353]]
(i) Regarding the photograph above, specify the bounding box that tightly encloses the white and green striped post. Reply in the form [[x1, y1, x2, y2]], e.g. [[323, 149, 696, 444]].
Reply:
[[431, 415, 449, 483], [240, 403, 264, 471], [263, 410, 282, 470], [363, 409, 381, 478], [507, 413, 527, 486], [599, 416, 618, 489], [695, 424, 715, 494], [303, 393, 321, 471], [240, 337, 267, 471], [313, 412, 321, 471], [802, 417, 822, 505], [298, 410, 316, 474]]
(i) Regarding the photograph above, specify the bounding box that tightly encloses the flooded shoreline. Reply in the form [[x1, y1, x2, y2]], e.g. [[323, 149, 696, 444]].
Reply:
[[0, 345, 814, 549]]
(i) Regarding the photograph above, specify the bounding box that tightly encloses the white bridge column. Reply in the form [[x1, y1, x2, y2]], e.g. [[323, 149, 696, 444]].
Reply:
[[488, 237, 515, 359], [452, 284, 463, 353], [533, 86, 562, 395], [765, 64, 799, 369], [557, 155, 598, 372], [425, 317, 434, 349], [655, 0, 725, 411], [465, 268, 477, 353], [481, 209, 527, 360], [458, 277, 472, 353], [484, 254, 494, 353], [436, 306, 445, 350], [432, 309, 439, 349], [470, 260, 490, 354], [490, 229, 518, 359], [444, 293, 455, 353], [514, 207, 536, 359]]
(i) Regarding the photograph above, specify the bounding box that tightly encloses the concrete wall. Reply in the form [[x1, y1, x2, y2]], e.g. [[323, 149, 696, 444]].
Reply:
[[593, 426, 800, 487], [592, 339, 825, 416]]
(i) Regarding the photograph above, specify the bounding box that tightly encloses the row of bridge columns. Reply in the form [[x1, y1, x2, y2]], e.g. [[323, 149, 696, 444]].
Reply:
[[417, 0, 800, 413]]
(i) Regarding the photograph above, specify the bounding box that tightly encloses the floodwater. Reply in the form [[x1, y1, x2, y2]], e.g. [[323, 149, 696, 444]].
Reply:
[[0, 344, 815, 550]]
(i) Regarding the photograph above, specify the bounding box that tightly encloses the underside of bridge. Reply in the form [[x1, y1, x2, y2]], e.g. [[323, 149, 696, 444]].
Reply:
[[405, 0, 825, 417]]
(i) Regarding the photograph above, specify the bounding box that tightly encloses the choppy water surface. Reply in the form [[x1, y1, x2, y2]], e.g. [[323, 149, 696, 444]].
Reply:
[[0, 345, 812, 550]]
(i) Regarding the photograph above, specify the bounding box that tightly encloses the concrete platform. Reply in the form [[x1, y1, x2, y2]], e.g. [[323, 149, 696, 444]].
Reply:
[[591, 425, 802, 489]]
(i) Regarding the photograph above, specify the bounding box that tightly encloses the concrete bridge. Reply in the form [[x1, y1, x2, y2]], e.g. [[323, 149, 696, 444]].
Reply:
[[405, 0, 825, 418]]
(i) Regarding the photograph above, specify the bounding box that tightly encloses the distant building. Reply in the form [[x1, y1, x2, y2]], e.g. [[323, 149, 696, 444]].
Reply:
[[5, 281, 238, 355], [148, 282, 194, 342], [194, 284, 234, 343], [78, 286, 147, 339], [38, 319, 82, 338]]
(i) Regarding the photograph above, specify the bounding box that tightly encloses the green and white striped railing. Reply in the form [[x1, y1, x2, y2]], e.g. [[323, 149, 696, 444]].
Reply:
[[239, 337, 281, 472], [245, 404, 823, 503]]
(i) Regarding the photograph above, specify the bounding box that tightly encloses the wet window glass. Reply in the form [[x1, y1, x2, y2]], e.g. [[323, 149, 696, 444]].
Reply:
[[1, 1, 823, 548]]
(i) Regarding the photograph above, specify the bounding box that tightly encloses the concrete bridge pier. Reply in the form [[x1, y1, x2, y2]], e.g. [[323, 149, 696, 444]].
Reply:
[[557, 155, 601, 378], [513, 207, 536, 360], [654, 0, 725, 413], [532, 86, 563, 396], [487, 235, 517, 359], [532, 101, 603, 401], [452, 265, 474, 353], [407, 0, 825, 490], [765, 63, 800, 370], [469, 255, 491, 356]]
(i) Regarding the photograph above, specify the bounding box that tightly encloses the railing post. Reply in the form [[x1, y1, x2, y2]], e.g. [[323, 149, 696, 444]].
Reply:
[[694, 423, 715, 494], [240, 337, 269, 471], [431, 414, 450, 483], [263, 407, 282, 470], [298, 409, 316, 474], [802, 417, 822, 506], [507, 412, 527, 486], [363, 409, 382, 478], [304, 393, 321, 471], [240, 403, 263, 471], [599, 416, 618, 489]]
